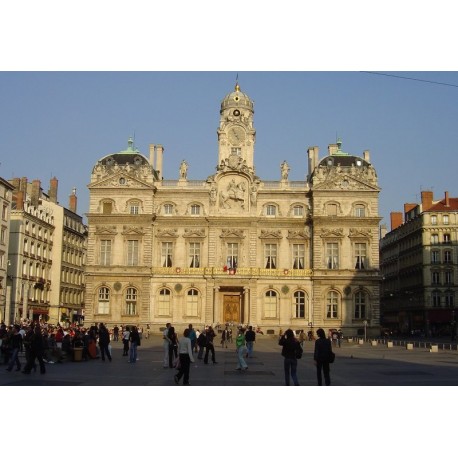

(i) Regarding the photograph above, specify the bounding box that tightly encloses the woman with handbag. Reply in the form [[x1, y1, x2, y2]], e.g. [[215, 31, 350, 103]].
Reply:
[[279, 329, 301, 386], [314, 328, 333, 386]]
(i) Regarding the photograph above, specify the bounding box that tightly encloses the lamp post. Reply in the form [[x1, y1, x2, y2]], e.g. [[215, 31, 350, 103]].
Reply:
[[363, 320, 368, 342]]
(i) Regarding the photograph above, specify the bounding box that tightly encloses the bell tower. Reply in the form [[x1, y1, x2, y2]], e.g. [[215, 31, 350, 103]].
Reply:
[[217, 82, 256, 171]]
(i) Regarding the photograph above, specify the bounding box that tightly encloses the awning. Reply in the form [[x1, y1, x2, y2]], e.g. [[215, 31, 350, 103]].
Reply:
[[428, 309, 455, 322]]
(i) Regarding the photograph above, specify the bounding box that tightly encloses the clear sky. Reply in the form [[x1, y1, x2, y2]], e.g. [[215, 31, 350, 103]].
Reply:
[[1, 71, 457, 227]]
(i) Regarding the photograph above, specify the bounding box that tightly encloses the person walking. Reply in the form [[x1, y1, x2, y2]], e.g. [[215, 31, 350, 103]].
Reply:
[[197, 329, 206, 360], [98, 323, 112, 362], [113, 325, 119, 342], [188, 324, 196, 353], [279, 329, 301, 386], [221, 327, 229, 348], [168, 326, 178, 368], [314, 328, 333, 386], [22, 325, 46, 374], [245, 325, 256, 357], [122, 326, 130, 356], [5, 324, 22, 372], [129, 326, 141, 363], [235, 328, 248, 371], [162, 323, 171, 368], [174, 328, 195, 385], [204, 326, 218, 364]]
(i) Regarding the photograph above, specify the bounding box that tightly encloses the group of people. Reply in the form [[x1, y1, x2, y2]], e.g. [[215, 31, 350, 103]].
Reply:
[[279, 327, 334, 386]]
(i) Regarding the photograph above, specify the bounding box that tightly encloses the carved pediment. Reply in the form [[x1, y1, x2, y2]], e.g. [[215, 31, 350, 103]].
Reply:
[[320, 228, 344, 238], [95, 225, 117, 236], [287, 228, 311, 240], [259, 230, 283, 239], [89, 171, 153, 190], [121, 226, 146, 236], [156, 228, 178, 238], [313, 170, 379, 191], [183, 228, 206, 238], [220, 229, 245, 239], [349, 228, 372, 238]]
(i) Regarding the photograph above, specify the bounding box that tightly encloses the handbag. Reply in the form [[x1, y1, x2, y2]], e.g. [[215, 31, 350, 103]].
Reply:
[[173, 355, 181, 369], [329, 351, 335, 363]]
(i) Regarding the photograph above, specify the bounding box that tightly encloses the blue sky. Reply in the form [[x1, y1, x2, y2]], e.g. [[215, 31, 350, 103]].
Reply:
[[1, 71, 457, 227]]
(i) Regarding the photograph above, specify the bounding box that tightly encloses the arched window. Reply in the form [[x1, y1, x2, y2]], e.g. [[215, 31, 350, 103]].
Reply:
[[158, 288, 171, 316], [98, 287, 110, 314], [125, 287, 137, 315], [264, 290, 277, 318], [326, 291, 339, 319], [294, 291, 306, 318], [186, 289, 199, 316]]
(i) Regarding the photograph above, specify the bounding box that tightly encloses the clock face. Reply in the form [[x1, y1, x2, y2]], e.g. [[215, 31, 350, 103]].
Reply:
[[228, 126, 246, 146]]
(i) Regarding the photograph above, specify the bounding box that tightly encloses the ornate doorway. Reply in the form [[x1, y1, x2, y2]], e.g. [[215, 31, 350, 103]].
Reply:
[[223, 294, 240, 323]]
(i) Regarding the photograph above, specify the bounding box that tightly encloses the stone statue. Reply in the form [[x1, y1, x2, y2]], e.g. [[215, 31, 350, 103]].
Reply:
[[281, 160, 290, 180], [179, 160, 188, 179]]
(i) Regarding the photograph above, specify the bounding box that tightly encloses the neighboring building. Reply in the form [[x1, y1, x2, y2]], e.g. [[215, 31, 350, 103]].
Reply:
[[380, 190, 458, 337], [0, 177, 14, 323], [7, 177, 87, 324], [85, 83, 382, 336]]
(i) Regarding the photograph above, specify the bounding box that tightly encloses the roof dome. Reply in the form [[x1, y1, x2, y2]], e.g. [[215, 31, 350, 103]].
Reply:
[[221, 83, 254, 112]]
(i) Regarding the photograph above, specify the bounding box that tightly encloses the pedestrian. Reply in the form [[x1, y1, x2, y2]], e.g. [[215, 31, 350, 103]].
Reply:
[[314, 328, 333, 386], [168, 326, 178, 368], [299, 330, 306, 349], [337, 329, 343, 348], [197, 329, 206, 359], [221, 327, 229, 348], [22, 325, 46, 374], [204, 326, 218, 364], [235, 328, 248, 371], [129, 326, 141, 363], [98, 323, 112, 362], [113, 325, 119, 341], [5, 324, 22, 372], [278, 329, 301, 386], [245, 325, 256, 357], [145, 324, 150, 339], [122, 326, 130, 356], [174, 328, 195, 385], [163, 323, 171, 368], [188, 324, 197, 353]]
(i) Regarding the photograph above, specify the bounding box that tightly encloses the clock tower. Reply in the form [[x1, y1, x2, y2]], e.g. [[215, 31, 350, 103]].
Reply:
[[217, 83, 256, 171]]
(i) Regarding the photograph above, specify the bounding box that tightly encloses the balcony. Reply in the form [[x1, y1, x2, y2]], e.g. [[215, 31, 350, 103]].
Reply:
[[151, 267, 313, 277]]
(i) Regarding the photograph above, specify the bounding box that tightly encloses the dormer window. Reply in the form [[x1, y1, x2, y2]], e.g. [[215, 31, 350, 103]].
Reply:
[[164, 204, 174, 215], [191, 204, 201, 215], [266, 205, 276, 216]]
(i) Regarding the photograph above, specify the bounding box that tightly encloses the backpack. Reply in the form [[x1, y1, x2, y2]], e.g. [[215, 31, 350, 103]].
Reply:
[[295, 343, 303, 359]]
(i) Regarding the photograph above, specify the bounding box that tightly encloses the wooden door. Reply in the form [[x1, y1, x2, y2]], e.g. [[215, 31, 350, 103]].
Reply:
[[223, 295, 240, 323]]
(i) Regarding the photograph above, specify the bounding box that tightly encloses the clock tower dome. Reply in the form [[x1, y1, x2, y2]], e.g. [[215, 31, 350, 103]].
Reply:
[[217, 82, 256, 171]]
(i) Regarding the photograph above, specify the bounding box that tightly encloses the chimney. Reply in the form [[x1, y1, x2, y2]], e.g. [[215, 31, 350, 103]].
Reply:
[[363, 150, 371, 163], [69, 188, 77, 213], [328, 144, 338, 155], [20, 177, 28, 193], [404, 203, 417, 214], [10, 178, 20, 190], [390, 212, 403, 231], [307, 146, 319, 179], [421, 191, 434, 211], [156, 144, 164, 180], [15, 190, 24, 210], [445, 191, 450, 207], [149, 144, 155, 168], [31, 179, 41, 207], [48, 177, 58, 203]]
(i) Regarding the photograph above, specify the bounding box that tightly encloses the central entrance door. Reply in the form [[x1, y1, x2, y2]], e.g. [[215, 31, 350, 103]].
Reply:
[[223, 294, 240, 324]]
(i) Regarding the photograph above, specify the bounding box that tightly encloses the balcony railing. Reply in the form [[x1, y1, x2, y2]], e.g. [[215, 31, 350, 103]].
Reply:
[[151, 267, 313, 277]]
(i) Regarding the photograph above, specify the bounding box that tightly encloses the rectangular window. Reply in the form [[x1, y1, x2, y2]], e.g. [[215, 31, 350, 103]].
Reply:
[[445, 271, 453, 285], [294, 292, 305, 318], [127, 240, 139, 266], [326, 292, 338, 318], [264, 244, 277, 269], [443, 234, 451, 244], [191, 204, 201, 215], [164, 204, 173, 215], [130, 204, 139, 215], [189, 242, 201, 268], [100, 240, 112, 266], [445, 294, 454, 308], [293, 206, 303, 217], [264, 292, 277, 318], [444, 251, 452, 264], [2, 204, 7, 221], [443, 215, 449, 225], [226, 243, 238, 269], [431, 251, 440, 264], [326, 243, 339, 269], [102, 202, 112, 214], [355, 243, 367, 270], [292, 244, 305, 269], [431, 234, 439, 244], [186, 290, 199, 316], [125, 302, 137, 315], [0, 227, 5, 244], [354, 293, 366, 319], [432, 292, 441, 307], [355, 205, 365, 217], [432, 271, 440, 285], [431, 215, 437, 225], [266, 205, 276, 216], [161, 242, 173, 267]]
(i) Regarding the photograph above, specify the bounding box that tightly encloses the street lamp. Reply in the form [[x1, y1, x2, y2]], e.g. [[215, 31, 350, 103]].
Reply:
[[363, 320, 368, 342]]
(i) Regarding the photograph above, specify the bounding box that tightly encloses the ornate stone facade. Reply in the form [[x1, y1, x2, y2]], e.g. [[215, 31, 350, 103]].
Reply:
[[85, 84, 381, 336]]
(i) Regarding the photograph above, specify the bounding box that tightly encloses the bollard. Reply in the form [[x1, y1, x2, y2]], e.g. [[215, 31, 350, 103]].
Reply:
[[387, 341, 393, 348], [371, 340, 378, 346], [430, 345, 438, 353], [406, 343, 414, 350], [358, 339, 364, 345]]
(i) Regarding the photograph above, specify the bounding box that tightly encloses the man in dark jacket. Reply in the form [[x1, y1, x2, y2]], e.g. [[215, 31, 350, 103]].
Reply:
[[245, 326, 256, 357], [98, 323, 112, 362], [23, 325, 46, 374], [6, 325, 22, 372], [204, 326, 218, 364], [314, 328, 333, 386]]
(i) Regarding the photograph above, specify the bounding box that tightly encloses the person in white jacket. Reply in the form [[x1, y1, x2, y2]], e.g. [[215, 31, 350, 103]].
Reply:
[[174, 328, 195, 385]]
